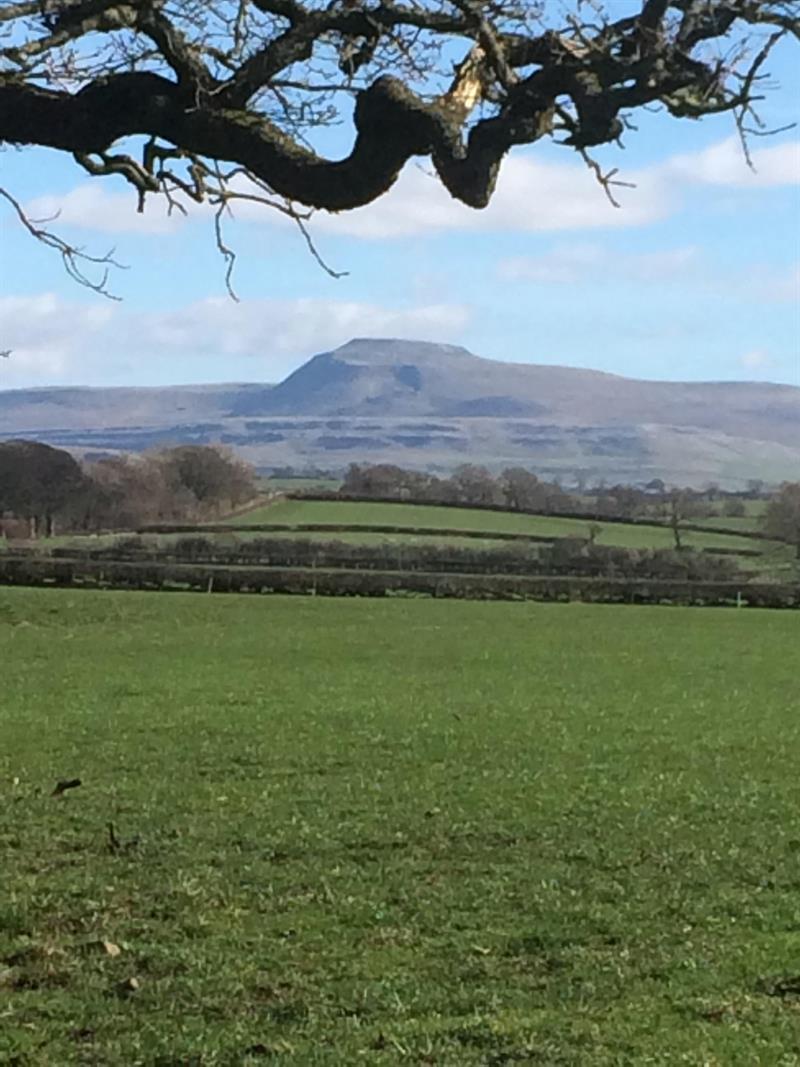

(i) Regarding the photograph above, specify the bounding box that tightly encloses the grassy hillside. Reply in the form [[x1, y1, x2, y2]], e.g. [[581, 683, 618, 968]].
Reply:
[[231, 497, 778, 557], [2, 589, 799, 1063]]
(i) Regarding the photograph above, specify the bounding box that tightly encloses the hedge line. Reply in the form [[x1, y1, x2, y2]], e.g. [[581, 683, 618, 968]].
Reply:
[[135, 520, 765, 561], [1, 556, 795, 608], [53, 536, 740, 581], [137, 522, 557, 543]]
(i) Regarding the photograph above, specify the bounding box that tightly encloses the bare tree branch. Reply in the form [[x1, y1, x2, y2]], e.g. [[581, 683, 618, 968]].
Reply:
[[0, 0, 795, 293], [0, 185, 126, 299]]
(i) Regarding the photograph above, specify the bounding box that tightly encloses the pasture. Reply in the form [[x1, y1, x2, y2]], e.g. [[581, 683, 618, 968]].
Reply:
[[233, 497, 772, 556], [1, 589, 799, 1064], [5, 496, 792, 583]]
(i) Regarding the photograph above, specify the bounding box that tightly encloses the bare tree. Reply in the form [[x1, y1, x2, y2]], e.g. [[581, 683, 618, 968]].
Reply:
[[451, 464, 502, 506], [84, 446, 258, 527], [668, 488, 692, 550], [763, 482, 800, 559], [722, 496, 747, 518], [500, 466, 540, 510], [157, 445, 257, 512], [1, 1, 796, 293]]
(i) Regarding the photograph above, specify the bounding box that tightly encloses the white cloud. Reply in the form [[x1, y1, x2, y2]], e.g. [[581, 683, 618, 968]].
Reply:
[[273, 136, 798, 241], [16, 136, 798, 243], [141, 296, 469, 358], [25, 185, 183, 235], [309, 155, 667, 239], [665, 137, 800, 189], [18, 157, 665, 239], [498, 244, 700, 285], [498, 246, 800, 310], [0, 293, 470, 387], [0, 294, 115, 379], [739, 348, 774, 371]]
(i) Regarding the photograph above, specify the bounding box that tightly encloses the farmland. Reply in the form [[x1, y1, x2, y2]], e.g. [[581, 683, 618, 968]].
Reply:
[[2, 589, 800, 1064], [2, 489, 796, 610], [232, 497, 775, 556]]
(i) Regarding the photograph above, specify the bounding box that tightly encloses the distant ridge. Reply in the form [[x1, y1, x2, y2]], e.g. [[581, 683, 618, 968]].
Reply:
[[1, 338, 798, 487]]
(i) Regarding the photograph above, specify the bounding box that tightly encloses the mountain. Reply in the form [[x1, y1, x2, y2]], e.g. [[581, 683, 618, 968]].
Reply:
[[1, 338, 798, 487], [234, 339, 799, 444]]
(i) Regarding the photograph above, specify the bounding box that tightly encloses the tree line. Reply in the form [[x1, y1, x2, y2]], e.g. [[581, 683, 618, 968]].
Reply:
[[338, 463, 800, 555], [340, 463, 776, 519], [341, 463, 574, 513], [0, 440, 257, 538]]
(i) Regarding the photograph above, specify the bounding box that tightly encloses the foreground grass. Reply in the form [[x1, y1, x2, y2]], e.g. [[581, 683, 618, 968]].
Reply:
[[1, 591, 800, 1064]]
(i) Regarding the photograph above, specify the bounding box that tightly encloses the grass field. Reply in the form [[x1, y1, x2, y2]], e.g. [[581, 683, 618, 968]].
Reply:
[[232, 498, 779, 558], [2, 589, 800, 1064], [263, 477, 342, 493], [1, 497, 785, 570], [692, 516, 764, 535]]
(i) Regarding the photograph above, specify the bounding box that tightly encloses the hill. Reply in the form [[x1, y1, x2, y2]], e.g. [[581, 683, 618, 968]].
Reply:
[[1, 338, 798, 487], [253, 339, 799, 443]]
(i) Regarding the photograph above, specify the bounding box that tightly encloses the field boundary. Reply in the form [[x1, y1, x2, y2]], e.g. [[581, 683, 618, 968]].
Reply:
[[134, 521, 764, 556], [50, 536, 751, 579], [1, 555, 796, 608], [138, 522, 558, 543], [215, 492, 284, 521]]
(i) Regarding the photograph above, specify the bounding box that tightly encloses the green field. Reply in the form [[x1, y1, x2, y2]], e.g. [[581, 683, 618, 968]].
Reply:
[[2, 589, 800, 1064], [692, 515, 764, 535], [233, 497, 779, 558], [2, 498, 788, 576], [263, 477, 342, 493]]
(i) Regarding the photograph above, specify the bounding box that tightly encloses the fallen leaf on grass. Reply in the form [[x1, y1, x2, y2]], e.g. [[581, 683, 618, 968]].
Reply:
[[103, 941, 122, 958]]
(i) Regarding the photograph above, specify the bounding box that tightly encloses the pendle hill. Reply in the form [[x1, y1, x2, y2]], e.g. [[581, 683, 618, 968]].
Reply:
[[1, 338, 797, 488]]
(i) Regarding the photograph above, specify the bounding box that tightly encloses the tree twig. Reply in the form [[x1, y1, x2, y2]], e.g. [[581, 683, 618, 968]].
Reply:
[[0, 186, 126, 300]]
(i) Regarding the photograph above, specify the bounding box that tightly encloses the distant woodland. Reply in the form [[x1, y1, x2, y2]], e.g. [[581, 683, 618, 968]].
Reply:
[[0, 441, 256, 538]]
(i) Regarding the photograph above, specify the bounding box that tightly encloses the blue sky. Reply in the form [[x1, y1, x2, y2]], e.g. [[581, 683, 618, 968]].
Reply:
[[1, 34, 798, 391]]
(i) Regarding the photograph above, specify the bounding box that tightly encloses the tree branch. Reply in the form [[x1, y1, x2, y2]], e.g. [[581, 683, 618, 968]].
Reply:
[[0, 185, 125, 299], [0, 0, 795, 290]]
